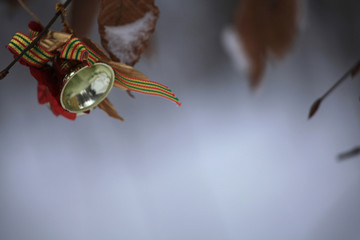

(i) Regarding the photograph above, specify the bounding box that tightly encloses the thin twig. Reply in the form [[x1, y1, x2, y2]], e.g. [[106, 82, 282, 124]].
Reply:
[[56, 2, 74, 34], [17, 0, 42, 24], [338, 146, 360, 161], [308, 60, 360, 119], [323, 61, 360, 99], [0, 0, 73, 80]]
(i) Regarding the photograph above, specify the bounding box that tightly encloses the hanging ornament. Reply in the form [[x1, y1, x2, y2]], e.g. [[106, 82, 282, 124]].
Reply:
[[0, 0, 180, 121]]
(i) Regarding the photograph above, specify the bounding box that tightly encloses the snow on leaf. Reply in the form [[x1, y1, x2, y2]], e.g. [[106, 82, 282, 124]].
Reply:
[[104, 11, 157, 65], [221, 26, 249, 74], [98, 0, 159, 66]]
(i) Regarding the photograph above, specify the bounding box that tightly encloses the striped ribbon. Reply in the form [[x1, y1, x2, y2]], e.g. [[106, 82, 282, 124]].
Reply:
[[28, 29, 38, 38], [82, 42, 181, 106], [84, 45, 101, 65], [60, 37, 89, 63], [7, 32, 56, 68], [113, 69, 181, 105]]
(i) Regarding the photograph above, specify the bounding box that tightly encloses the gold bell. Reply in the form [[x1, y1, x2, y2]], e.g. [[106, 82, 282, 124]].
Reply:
[[59, 62, 114, 113]]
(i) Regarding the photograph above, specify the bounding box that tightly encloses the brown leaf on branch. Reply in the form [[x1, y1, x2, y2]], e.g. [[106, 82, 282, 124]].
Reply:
[[70, 0, 100, 37], [235, 0, 298, 88], [98, 0, 159, 66], [98, 98, 124, 121]]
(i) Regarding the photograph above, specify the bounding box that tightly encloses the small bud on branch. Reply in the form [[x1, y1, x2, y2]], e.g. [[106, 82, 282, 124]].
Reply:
[[338, 146, 360, 161], [308, 60, 360, 119], [308, 98, 322, 119]]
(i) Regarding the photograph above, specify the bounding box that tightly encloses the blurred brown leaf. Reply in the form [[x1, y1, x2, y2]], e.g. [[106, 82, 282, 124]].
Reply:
[[235, 0, 298, 88], [98, 98, 124, 121], [70, 0, 100, 37], [98, 0, 159, 66]]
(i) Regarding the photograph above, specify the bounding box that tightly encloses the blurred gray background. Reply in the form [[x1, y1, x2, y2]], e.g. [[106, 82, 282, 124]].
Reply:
[[1, 0, 360, 239]]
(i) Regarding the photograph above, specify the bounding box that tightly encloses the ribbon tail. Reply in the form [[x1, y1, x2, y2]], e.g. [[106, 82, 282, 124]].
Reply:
[[76, 39, 181, 106], [109, 62, 181, 106]]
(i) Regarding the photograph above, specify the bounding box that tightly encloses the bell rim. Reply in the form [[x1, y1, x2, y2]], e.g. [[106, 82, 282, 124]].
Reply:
[[60, 62, 115, 113]]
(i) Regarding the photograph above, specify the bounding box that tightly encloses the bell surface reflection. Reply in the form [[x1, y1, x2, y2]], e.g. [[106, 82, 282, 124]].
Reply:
[[60, 63, 115, 113]]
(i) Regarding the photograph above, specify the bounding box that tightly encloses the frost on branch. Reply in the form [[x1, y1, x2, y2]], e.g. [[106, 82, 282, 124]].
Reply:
[[98, 0, 159, 66]]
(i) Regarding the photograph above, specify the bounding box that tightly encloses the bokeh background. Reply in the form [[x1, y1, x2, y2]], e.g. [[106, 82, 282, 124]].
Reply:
[[1, 0, 360, 239]]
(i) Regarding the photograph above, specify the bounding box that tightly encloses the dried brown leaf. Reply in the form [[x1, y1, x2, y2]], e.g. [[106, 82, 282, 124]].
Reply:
[[98, 98, 124, 121], [98, 0, 159, 66], [108, 61, 149, 80], [70, 0, 100, 37], [235, 0, 297, 88]]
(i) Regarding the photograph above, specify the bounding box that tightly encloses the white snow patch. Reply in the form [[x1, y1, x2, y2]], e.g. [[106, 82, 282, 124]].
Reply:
[[221, 25, 249, 74], [104, 11, 157, 64]]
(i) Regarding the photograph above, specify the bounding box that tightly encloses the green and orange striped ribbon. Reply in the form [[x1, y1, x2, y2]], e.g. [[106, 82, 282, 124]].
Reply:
[[113, 69, 181, 106], [7, 32, 56, 67], [28, 29, 38, 38], [83, 42, 181, 106], [60, 37, 89, 63]]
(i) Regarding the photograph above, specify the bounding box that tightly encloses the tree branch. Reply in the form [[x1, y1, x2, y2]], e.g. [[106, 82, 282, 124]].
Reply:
[[308, 60, 360, 119]]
